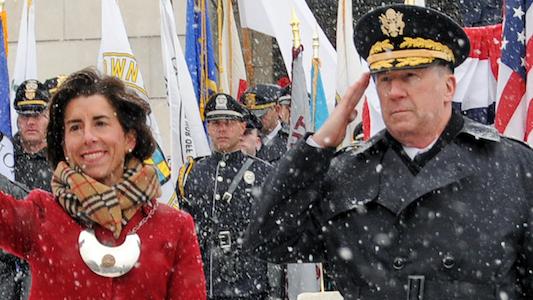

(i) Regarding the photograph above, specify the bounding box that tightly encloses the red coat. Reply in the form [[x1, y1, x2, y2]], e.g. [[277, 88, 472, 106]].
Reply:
[[0, 189, 206, 300]]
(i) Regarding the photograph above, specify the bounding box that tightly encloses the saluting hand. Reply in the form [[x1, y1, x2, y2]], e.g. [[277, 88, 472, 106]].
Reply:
[[312, 73, 370, 148]]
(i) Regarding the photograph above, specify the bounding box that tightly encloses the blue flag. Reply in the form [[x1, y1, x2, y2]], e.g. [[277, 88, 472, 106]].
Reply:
[[185, 0, 217, 120], [310, 58, 329, 131], [0, 16, 11, 136]]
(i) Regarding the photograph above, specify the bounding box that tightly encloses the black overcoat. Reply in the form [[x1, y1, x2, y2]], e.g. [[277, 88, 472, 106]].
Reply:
[[245, 116, 533, 299]]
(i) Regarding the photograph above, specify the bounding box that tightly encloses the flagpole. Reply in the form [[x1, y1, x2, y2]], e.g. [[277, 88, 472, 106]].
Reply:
[[290, 9, 301, 49], [200, 0, 208, 117], [226, 0, 234, 96], [241, 28, 254, 87], [311, 29, 319, 131], [217, 0, 223, 92]]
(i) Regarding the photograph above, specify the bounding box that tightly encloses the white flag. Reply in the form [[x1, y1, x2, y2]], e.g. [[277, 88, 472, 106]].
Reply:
[[0, 133, 14, 180], [159, 0, 210, 206], [98, 0, 175, 204], [336, 0, 366, 146], [219, 0, 247, 99], [288, 46, 310, 148], [10, 0, 37, 135], [238, 0, 336, 112]]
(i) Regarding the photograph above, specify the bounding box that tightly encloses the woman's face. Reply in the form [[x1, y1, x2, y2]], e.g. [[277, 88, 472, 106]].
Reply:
[[63, 95, 136, 186]]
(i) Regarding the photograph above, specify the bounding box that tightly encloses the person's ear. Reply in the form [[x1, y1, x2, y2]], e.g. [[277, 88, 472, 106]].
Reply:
[[443, 74, 456, 103], [125, 130, 137, 154]]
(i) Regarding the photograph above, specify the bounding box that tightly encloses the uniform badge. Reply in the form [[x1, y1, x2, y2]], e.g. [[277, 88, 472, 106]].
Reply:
[[379, 8, 405, 37], [243, 171, 255, 184], [25, 80, 38, 100], [215, 94, 228, 110]]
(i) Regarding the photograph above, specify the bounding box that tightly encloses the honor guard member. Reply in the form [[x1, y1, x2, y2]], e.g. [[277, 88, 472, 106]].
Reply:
[[245, 4, 533, 300], [177, 93, 272, 300], [13, 79, 53, 192], [242, 84, 289, 163]]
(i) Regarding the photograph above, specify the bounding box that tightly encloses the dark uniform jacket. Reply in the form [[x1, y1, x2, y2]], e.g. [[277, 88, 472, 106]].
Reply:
[[179, 150, 273, 298], [245, 113, 533, 299], [257, 128, 289, 164], [13, 133, 52, 192], [0, 175, 30, 300]]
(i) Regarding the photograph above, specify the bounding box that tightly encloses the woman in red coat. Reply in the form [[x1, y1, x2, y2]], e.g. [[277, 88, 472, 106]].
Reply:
[[0, 68, 206, 299]]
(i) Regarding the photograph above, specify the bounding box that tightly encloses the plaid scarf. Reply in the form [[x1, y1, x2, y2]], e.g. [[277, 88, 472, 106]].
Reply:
[[52, 158, 161, 238]]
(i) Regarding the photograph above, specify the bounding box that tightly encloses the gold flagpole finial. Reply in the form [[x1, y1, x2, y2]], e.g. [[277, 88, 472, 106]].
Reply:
[[312, 26, 319, 59], [290, 9, 301, 48]]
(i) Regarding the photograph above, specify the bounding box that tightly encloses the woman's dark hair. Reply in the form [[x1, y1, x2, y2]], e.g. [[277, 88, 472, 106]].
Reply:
[[47, 67, 156, 169]]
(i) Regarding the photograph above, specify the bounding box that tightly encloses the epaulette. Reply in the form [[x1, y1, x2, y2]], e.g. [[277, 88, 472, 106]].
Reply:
[[177, 156, 205, 198], [460, 118, 500, 142]]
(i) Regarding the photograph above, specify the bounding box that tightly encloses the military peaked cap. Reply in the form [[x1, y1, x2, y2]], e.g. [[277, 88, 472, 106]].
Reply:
[[354, 4, 470, 73], [205, 93, 246, 121], [241, 84, 282, 117], [14, 79, 51, 115], [44, 75, 68, 96], [242, 107, 263, 130]]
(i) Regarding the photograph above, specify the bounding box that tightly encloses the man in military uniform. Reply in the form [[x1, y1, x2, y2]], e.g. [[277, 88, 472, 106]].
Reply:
[[13, 79, 53, 191], [245, 4, 533, 299], [177, 93, 272, 299], [242, 84, 289, 163]]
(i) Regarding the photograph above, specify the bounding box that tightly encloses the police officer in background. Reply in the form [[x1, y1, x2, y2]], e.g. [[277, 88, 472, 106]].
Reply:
[[13, 79, 53, 192], [177, 93, 272, 299], [276, 86, 291, 134], [240, 108, 264, 157], [246, 4, 533, 299], [242, 84, 289, 163]]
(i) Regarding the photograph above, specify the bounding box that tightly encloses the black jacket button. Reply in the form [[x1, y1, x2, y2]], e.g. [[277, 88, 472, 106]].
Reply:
[[393, 257, 406, 270], [442, 255, 455, 269]]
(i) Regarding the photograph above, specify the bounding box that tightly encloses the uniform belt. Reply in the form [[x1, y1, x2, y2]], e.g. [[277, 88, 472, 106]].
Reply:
[[355, 276, 495, 300]]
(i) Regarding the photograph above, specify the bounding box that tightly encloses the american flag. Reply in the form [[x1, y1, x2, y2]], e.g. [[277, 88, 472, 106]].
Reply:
[[495, 0, 533, 145]]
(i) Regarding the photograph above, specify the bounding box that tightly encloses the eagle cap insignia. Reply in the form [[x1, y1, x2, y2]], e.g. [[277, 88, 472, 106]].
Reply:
[[25, 80, 38, 100], [215, 94, 228, 110], [379, 9, 405, 38]]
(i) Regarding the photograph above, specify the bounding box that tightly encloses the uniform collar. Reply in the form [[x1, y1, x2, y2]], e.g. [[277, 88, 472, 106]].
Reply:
[[212, 150, 245, 162]]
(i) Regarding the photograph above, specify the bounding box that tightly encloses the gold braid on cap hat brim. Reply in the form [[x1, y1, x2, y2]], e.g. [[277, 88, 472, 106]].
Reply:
[[367, 37, 455, 71], [248, 102, 277, 110], [17, 100, 48, 107]]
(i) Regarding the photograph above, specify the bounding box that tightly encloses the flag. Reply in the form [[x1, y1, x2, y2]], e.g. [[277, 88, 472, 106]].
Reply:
[[454, 25, 501, 125], [159, 0, 211, 207], [0, 10, 10, 136], [11, 0, 37, 136], [185, 0, 217, 119], [0, 133, 14, 180], [336, 0, 366, 145], [310, 56, 328, 131], [495, 0, 533, 145], [98, 0, 175, 204], [218, 0, 247, 100], [238, 0, 337, 112], [288, 44, 310, 148]]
